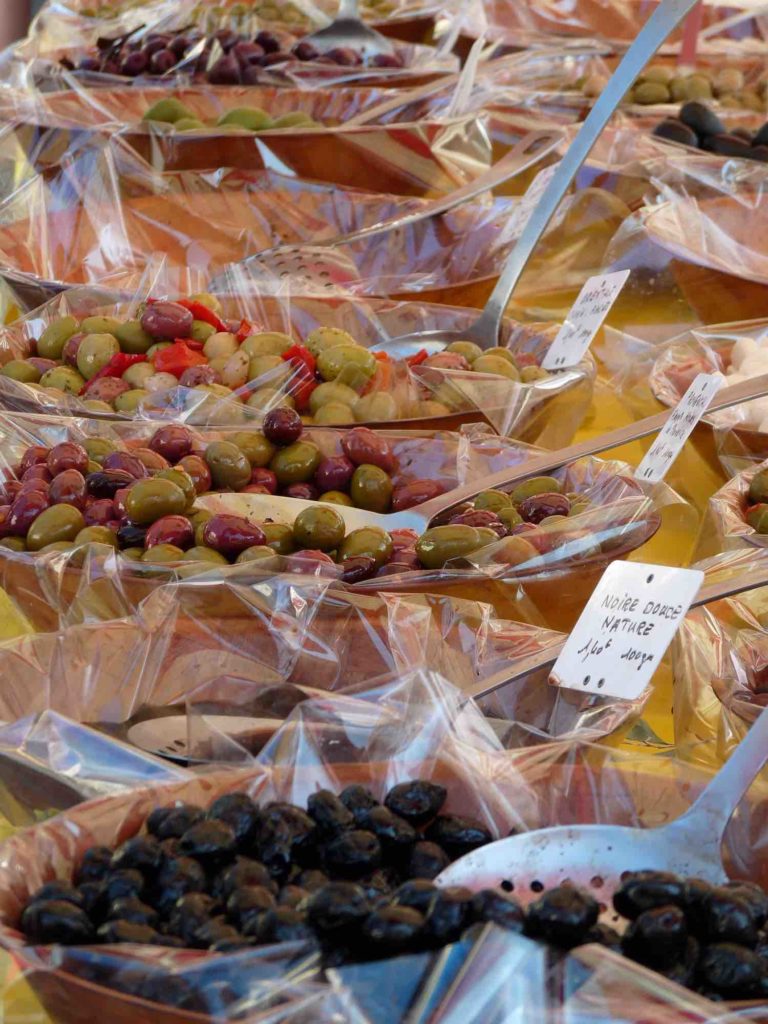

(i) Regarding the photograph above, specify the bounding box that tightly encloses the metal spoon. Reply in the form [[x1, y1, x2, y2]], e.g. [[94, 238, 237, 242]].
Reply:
[[436, 701, 768, 920], [197, 372, 768, 535], [300, 0, 395, 59]]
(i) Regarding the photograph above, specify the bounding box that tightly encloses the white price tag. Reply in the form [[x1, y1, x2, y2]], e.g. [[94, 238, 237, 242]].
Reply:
[[635, 372, 724, 484], [550, 561, 703, 700], [542, 270, 629, 371]]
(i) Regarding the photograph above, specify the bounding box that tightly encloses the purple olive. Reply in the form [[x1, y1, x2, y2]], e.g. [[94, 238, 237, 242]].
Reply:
[[149, 49, 177, 74], [131, 447, 170, 472], [233, 41, 265, 66], [202, 514, 266, 556], [144, 35, 170, 56], [341, 427, 394, 472], [169, 35, 190, 58], [86, 469, 136, 499], [326, 46, 363, 66], [256, 30, 282, 53], [19, 447, 49, 474], [145, 515, 194, 550], [250, 467, 277, 493], [26, 357, 57, 376], [140, 302, 193, 341], [121, 51, 148, 76], [18, 478, 49, 497], [8, 491, 50, 536], [49, 469, 87, 510], [292, 41, 319, 61], [263, 408, 302, 446], [78, 56, 102, 72], [285, 549, 337, 575], [177, 455, 212, 495], [241, 65, 263, 85], [178, 365, 220, 388], [376, 560, 416, 577], [102, 452, 149, 480], [62, 333, 85, 367], [149, 425, 194, 464], [0, 483, 21, 505], [390, 527, 419, 551], [371, 52, 404, 68], [518, 493, 571, 525], [47, 442, 88, 477], [449, 509, 506, 537], [84, 499, 116, 527], [283, 482, 319, 501], [391, 480, 444, 512], [208, 54, 241, 84], [85, 377, 130, 404], [340, 555, 376, 583], [215, 29, 241, 51], [261, 52, 290, 66], [315, 456, 354, 494], [22, 465, 51, 484]]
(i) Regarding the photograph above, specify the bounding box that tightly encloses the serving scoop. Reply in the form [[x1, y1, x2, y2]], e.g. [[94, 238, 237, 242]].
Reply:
[[198, 372, 768, 534], [301, 0, 394, 59], [437, 701, 768, 927]]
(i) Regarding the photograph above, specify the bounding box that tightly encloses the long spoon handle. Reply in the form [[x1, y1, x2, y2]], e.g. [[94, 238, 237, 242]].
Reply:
[[470, 0, 704, 345], [415, 372, 768, 523]]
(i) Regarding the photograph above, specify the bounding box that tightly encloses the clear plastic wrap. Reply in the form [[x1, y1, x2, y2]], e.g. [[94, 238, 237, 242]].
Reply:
[[0, 280, 595, 442], [0, 673, 765, 1021]]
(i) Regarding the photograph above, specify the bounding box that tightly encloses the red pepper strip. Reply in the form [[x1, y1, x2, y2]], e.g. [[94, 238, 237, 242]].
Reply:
[[281, 344, 316, 377], [175, 299, 228, 333], [373, 351, 391, 361], [176, 337, 204, 352], [235, 319, 254, 344], [79, 353, 147, 395], [153, 341, 207, 379], [405, 349, 430, 367], [292, 378, 317, 412]]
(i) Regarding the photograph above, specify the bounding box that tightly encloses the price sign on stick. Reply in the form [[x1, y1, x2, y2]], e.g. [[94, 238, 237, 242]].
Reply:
[[635, 372, 723, 484], [550, 561, 703, 700], [542, 270, 629, 371]]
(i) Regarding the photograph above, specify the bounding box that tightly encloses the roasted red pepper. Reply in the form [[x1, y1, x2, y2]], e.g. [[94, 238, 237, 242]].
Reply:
[[179, 337, 204, 352], [235, 319, 254, 344], [280, 344, 318, 411], [405, 349, 430, 367], [175, 299, 228, 333], [281, 344, 317, 376], [79, 353, 146, 395], [153, 340, 207, 378]]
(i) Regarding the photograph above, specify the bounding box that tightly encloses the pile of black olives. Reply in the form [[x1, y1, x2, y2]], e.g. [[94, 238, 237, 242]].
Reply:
[[653, 100, 768, 162]]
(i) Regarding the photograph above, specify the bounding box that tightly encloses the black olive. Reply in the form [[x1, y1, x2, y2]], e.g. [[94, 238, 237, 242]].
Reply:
[[179, 820, 238, 869], [97, 919, 160, 944], [278, 885, 309, 908], [470, 889, 525, 932], [246, 907, 315, 944], [190, 916, 241, 950], [681, 877, 715, 934], [679, 100, 725, 139], [652, 119, 698, 148], [117, 524, 147, 549], [168, 893, 220, 943], [74, 846, 113, 885], [208, 793, 261, 849], [699, 888, 760, 946], [702, 133, 752, 158], [150, 856, 206, 916], [364, 806, 417, 861], [423, 886, 474, 945], [297, 870, 330, 893], [732, 127, 754, 142], [358, 868, 399, 906], [362, 905, 424, 954], [339, 785, 380, 827], [86, 469, 135, 498], [21, 900, 96, 945], [256, 804, 317, 882], [392, 879, 438, 914], [138, 973, 199, 1009], [108, 897, 159, 928], [111, 836, 164, 876], [407, 841, 450, 880], [612, 870, 687, 919], [583, 922, 622, 950], [323, 830, 382, 879], [29, 881, 84, 909], [147, 804, 205, 841], [723, 881, 768, 928], [212, 857, 275, 899], [225, 885, 275, 930], [78, 881, 107, 921], [424, 815, 492, 860], [525, 886, 599, 949], [384, 781, 446, 827], [696, 942, 768, 998], [753, 123, 768, 148], [307, 790, 355, 836], [102, 869, 145, 904], [306, 882, 371, 938], [621, 905, 688, 967], [661, 936, 699, 988], [161, 838, 181, 859]]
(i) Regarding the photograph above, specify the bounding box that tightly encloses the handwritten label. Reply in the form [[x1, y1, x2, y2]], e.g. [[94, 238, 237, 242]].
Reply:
[[635, 372, 723, 484], [550, 561, 703, 699], [542, 271, 629, 370]]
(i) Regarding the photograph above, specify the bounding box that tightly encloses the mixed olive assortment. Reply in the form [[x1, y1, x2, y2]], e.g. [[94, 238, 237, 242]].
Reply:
[[0, 296, 550, 422], [580, 63, 767, 111], [143, 96, 322, 132], [64, 26, 405, 82], [653, 101, 768, 161], [18, 784, 768, 1001]]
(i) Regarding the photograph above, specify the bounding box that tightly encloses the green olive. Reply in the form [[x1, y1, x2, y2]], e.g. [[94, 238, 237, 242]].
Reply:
[[236, 545, 278, 562], [0, 537, 25, 551], [445, 341, 482, 363], [247, 355, 286, 381], [498, 506, 524, 531], [314, 403, 355, 425], [269, 441, 321, 485], [338, 526, 392, 567], [115, 320, 153, 354], [230, 430, 275, 467], [156, 467, 196, 508], [83, 400, 113, 414], [293, 505, 345, 551], [748, 503, 768, 533], [262, 522, 295, 554], [520, 366, 550, 382], [633, 80, 671, 103], [39, 367, 85, 394], [320, 490, 353, 506], [484, 347, 519, 367], [114, 389, 148, 413], [272, 111, 316, 128], [125, 478, 188, 525], [1, 360, 40, 383], [184, 545, 228, 564], [350, 464, 393, 513], [304, 327, 358, 358], [189, 320, 216, 343], [473, 490, 512, 513], [218, 107, 273, 130], [121, 547, 145, 560], [81, 315, 121, 337], [511, 476, 562, 504], [122, 362, 155, 388], [240, 332, 293, 358], [37, 316, 78, 359], [40, 541, 75, 553], [27, 505, 85, 551], [471, 354, 520, 380], [309, 381, 359, 414], [415, 525, 482, 569], [76, 333, 120, 380], [354, 393, 398, 422], [204, 440, 252, 489], [317, 345, 376, 382], [143, 97, 194, 123], [175, 118, 206, 132], [141, 543, 185, 563], [76, 526, 117, 546], [749, 469, 768, 505]]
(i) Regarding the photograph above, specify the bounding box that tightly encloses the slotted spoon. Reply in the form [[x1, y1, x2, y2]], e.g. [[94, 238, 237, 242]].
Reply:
[[301, 0, 395, 59], [437, 699, 768, 926], [198, 371, 768, 534]]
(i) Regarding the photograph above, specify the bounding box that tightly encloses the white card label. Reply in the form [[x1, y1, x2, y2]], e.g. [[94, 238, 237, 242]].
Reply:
[[635, 372, 724, 484], [542, 270, 629, 371], [550, 561, 703, 700]]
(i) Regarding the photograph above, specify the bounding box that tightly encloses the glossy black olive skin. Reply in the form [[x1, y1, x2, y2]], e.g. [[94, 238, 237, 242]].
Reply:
[[256, 804, 317, 883], [423, 886, 474, 945], [212, 857, 275, 899], [150, 856, 206, 916], [470, 889, 525, 932], [190, 917, 241, 950], [296, 869, 330, 893], [208, 793, 261, 848], [111, 836, 164, 875], [364, 806, 417, 861], [225, 885, 275, 930], [307, 790, 355, 836], [621, 905, 689, 967], [74, 846, 113, 885], [384, 781, 446, 827], [323, 830, 382, 879], [21, 900, 96, 945], [97, 919, 160, 944], [392, 879, 438, 915], [107, 897, 159, 928], [362, 905, 424, 953], [102, 869, 145, 904], [306, 882, 371, 937], [696, 942, 768, 998], [525, 886, 599, 949], [167, 893, 220, 943], [612, 870, 687, 920], [424, 815, 492, 860], [584, 922, 622, 950], [247, 907, 316, 944], [29, 881, 84, 909], [407, 841, 450, 880], [699, 889, 760, 947], [179, 820, 238, 868], [724, 881, 768, 929], [339, 785, 379, 827], [147, 804, 204, 841]]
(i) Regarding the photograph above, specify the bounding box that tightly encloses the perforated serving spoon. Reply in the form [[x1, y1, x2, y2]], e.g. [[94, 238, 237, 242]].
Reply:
[[198, 372, 768, 534], [301, 0, 395, 59], [437, 700, 768, 926]]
